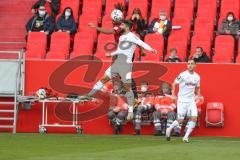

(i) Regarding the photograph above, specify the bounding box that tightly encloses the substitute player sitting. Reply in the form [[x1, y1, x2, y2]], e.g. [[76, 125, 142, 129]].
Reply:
[[108, 79, 128, 134], [134, 81, 154, 135], [166, 59, 203, 143], [153, 82, 177, 136]]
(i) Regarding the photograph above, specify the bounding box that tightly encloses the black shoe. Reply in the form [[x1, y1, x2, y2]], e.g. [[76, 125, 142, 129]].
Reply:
[[134, 129, 141, 135], [113, 125, 119, 135], [118, 125, 123, 134], [153, 130, 162, 136]]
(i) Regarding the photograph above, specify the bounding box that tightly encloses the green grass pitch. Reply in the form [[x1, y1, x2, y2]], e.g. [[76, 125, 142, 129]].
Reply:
[[0, 134, 240, 160]]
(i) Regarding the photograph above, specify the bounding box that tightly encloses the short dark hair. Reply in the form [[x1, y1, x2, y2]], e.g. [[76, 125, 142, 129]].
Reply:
[[122, 20, 133, 30], [188, 58, 196, 64], [170, 48, 177, 53], [196, 46, 203, 52]]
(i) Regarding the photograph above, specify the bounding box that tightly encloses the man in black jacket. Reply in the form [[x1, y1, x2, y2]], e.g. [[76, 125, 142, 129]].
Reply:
[[26, 6, 55, 37], [192, 47, 211, 63], [32, 0, 60, 18]]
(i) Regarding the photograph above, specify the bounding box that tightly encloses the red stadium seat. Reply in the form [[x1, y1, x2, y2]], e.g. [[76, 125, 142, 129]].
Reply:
[[166, 34, 188, 61], [206, 102, 224, 127], [221, 0, 240, 18], [60, 0, 80, 21], [78, 14, 99, 39], [127, 0, 148, 19], [46, 32, 70, 60], [174, 7, 194, 21], [174, 0, 194, 20], [25, 32, 47, 59], [105, 0, 126, 15], [70, 33, 95, 59], [82, 0, 103, 19], [171, 18, 191, 39], [197, 0, 217, 20], [212, 35, 235, 63], [95, 34, 116, 60], [141, 34, 164, 62], [194, 17, 215, 40], [151, 0, 171, 19]]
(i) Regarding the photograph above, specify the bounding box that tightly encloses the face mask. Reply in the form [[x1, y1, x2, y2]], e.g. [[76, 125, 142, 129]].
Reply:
[[141, 86, 147, 92], [39, 10, 46, 16], [160, 15, 166, 20], [227, 16, 233, 21], [65, 11, 71, 17]]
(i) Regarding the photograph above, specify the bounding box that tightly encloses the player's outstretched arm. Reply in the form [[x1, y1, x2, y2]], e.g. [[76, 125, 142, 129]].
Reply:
[[88, 23, 115, 34], [128, 34, 157, 54]]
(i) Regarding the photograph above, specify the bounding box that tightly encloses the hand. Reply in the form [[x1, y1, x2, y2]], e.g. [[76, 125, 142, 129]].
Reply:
[[172, 94, 177, 100], [66, 30, 71, 34], [225, 30, 230, 34], [58, 29, 62, 32], [151, 49, 157, 54], [127, 111, 134, 120], [88, 23, 96, 29], [45, 0, 52, 2], [140, 50, 146, 56], [45, 31, 49, 35]]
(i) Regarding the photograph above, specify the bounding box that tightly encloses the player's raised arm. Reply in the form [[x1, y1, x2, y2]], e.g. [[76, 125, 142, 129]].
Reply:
[[88, 23, 115, 34]]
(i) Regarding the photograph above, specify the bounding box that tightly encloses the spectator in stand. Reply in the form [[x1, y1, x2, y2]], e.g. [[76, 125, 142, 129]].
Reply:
[[191, 47, 211, 63], [56, 7, 77, 36], [165, 48, 182, 62], [32, 0, 60, 19], [219, 12, 239, 38], [129, 8, 146, 38], [26, 5, 54, 38], [146, 10, 172, 38]]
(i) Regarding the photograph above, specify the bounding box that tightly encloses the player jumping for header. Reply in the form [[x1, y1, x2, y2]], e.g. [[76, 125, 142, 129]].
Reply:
[[166, 59, 203, 143], [80, 20, 157, 120]]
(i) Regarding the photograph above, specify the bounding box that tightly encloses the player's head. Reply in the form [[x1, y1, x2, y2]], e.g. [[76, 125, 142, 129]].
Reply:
[[187, 59, 196, 73], [141, 81, 149, 92], [161, 82, 171, 95], [120, 20, 133, 33]]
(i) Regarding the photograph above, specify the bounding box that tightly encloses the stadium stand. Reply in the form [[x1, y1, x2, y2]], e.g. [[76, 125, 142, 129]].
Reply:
[[0, 0, 239, 63]]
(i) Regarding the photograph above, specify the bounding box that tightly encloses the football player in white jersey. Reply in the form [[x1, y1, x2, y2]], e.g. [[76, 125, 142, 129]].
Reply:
[[82, 20, 157, 120], [166, 59, 203, 143]]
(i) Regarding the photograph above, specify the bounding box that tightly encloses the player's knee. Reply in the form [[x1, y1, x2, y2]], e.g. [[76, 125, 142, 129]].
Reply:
[[117, 112, 126, 120], [191, 117, 198, 122], [107, 111, 115, 119], [188, 121, 196, 129]]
